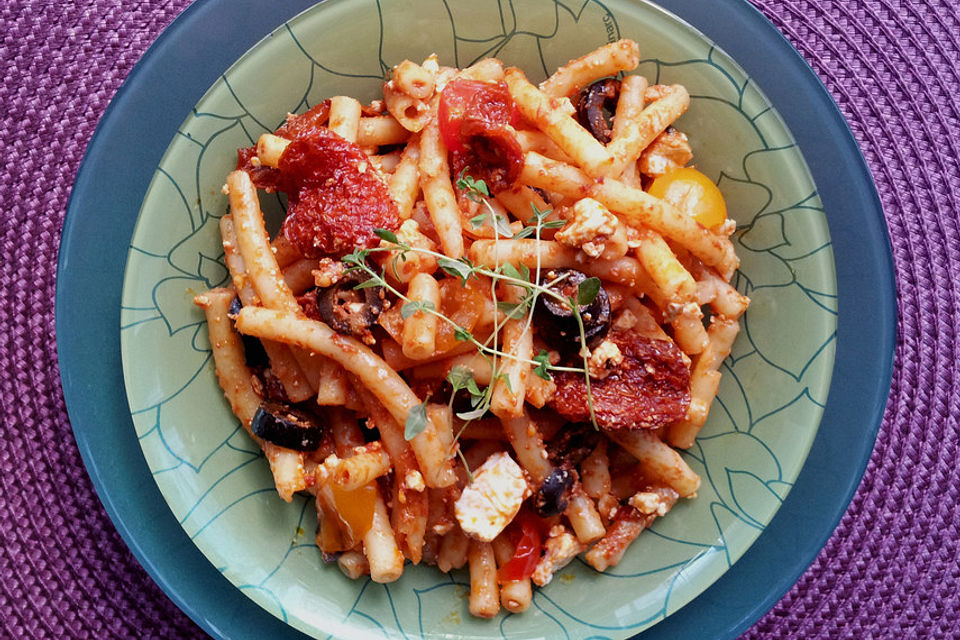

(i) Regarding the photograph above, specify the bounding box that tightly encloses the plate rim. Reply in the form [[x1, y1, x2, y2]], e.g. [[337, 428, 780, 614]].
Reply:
[[56, 0, 895, 639]]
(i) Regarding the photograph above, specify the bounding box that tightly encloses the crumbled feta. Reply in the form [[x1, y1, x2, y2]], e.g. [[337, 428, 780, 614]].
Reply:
[[421, 53, 440, 74], [404, 470, 426, 493], [612, 308, 638, 331], [454, 452, 529, 542], [531, 526, 587, 586], [715, 218, 737, 236], [638, 129, 693, 178], [624, 225, 643, 249], [587, 340, 623, 379], [629, 491, 671, 516], [663, 301, 701, 324], [396, 219, 422, 245], [555, 198, 619, 258]]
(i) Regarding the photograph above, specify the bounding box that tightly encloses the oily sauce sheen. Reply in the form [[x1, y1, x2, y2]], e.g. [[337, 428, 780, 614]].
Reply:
[[549, 330, 691, 430]]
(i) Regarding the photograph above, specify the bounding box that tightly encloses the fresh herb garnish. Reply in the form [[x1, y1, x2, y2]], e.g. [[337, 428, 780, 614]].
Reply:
[[404, 401, 429, 440]]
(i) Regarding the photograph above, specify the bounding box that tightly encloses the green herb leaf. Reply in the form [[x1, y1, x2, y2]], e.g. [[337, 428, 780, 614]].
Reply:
[[456, 406, 488, 421], [401, 300, 436, 319], [468, 391, 486, 408], [341, 248, 370, 268], [497, 300, 529, 320], [447, 365, 472, 392], [577, 277, 602, 306], [454, 326, 473, 342], [447, 366, 483, 399], [493, 214, 514, 238], [499, 263, 527, 283], [541, 219, 567, 230], [466, 377, 482, 398], [513, 226, 535, 239], [374, 228, 399, 244], [404, 402, 429, 440], [456, 168, 490, 202], [438, 257, 474, 282], [353, 276, 384, 289], [533, 350, 553, 381], [469, 213, 487, 229], [530, 203, 552, 220]]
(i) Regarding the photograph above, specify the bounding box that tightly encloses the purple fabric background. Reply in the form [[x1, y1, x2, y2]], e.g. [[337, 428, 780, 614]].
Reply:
[[2, 0, 957, 637]]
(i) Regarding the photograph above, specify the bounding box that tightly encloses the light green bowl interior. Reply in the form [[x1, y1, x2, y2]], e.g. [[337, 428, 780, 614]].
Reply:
[[120, 0, 837, 638]]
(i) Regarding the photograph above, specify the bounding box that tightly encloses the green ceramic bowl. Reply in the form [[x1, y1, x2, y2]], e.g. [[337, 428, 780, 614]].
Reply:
[[120, 0, 836, 637]]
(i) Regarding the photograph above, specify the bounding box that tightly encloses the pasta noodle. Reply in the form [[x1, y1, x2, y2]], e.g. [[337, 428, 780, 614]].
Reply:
[[194, 40, 748, 618]]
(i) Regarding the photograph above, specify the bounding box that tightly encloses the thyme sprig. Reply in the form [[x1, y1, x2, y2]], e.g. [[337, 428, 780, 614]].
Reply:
[[344, 173, 601, 436], [342, 249, 581, 374]]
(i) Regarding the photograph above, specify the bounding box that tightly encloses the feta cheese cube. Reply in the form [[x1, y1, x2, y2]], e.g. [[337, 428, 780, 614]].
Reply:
[[454, 452, 529, 542]]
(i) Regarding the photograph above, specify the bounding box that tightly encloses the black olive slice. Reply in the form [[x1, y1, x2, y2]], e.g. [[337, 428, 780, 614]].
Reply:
[[242, 335, 270, 370], [534, 468, 574, 517], [256, 369, 290, 403], [316, 270, 384, 338], [547, 423, 601, 468], [226, 296, 270, 370], [228, 296, 243, 319], [534, 268, 610, 353], [575, 79, 621, 144], [529, 186, 550, 202], [251, 401, 325, 451]]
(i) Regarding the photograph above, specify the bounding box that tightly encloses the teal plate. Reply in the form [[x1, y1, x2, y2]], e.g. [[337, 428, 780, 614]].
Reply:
[[58, 0, 895, 639]]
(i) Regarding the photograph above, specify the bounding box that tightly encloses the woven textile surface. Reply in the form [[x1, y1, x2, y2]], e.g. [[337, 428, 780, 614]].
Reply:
[[1, 0, 957, 638]]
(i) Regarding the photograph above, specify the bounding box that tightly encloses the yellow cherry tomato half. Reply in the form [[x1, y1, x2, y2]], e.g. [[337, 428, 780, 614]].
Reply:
[[647, 167, 727, 229], [330, 482, 377, 544], [315, 482, 377, 553]]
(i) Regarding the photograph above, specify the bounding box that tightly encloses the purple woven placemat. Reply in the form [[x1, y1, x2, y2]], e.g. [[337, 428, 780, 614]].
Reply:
[[1, 0, 958, 638]]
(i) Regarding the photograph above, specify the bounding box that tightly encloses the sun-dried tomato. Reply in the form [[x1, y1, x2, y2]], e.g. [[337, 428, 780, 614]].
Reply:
[[296, 289, 322, 322], [549, 330, 690, 430], [236, 146, 283, 192], [275, 99, 332, 140], [278, 127, 399, 258]]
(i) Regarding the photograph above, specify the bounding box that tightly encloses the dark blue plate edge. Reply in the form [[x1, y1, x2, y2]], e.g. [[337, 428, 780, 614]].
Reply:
[[56, 1, 318, 638], [54, 2, 896, 640]]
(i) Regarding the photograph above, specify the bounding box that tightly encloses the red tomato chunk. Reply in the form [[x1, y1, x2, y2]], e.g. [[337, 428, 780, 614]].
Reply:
[[497, 513, 544, 583], [439, 79, 523, 193]]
